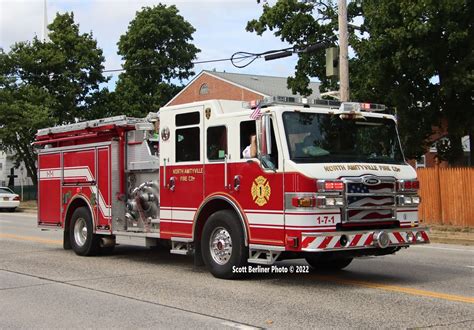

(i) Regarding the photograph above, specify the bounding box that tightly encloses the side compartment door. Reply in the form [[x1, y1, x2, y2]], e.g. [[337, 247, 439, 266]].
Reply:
[[96, 146, 112, 231], [62, 148, 97, 225], [38, 152, 62, 226]]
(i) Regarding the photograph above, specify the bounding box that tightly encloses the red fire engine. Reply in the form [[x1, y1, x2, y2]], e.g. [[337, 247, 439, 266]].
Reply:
[[36, 97, 429, 278]]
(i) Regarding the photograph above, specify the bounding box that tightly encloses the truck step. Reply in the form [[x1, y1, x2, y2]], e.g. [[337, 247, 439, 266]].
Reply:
[[247, 245, 283, 265], [170, 237, 193, 256]]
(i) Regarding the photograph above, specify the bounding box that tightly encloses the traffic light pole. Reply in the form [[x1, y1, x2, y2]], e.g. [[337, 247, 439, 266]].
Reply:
[[338, 0, 350, 102]]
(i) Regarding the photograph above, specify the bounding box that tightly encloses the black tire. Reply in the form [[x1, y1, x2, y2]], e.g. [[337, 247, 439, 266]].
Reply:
[[69, 207, 100, 256], [305, 255, 353, 271], [8, 207, 16, 213], [201, 210, 248, 279]]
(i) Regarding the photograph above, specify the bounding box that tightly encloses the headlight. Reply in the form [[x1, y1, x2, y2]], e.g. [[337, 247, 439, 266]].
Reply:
[[315, 196, 344, 208], [398, 195, 420, 206]]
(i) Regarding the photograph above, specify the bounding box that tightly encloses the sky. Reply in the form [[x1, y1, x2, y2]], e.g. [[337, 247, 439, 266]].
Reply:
[[0, 0, 301, 89]]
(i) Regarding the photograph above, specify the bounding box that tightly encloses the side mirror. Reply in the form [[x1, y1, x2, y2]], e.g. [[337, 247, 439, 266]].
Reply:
[[257, 114, 272, 155], [256, 114, 275, 170]]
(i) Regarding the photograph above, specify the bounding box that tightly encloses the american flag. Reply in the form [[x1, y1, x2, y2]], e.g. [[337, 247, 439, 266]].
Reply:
[[250, 100, 262, 120], [347, 183, 394, 220]]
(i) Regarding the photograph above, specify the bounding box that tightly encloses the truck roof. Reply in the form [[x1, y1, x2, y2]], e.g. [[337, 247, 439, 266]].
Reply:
[[160, 97, 394, 120]]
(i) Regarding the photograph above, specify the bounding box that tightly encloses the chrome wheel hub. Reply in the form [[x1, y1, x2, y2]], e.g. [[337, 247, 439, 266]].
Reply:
[[74, 217, 87, 247], [209, 227, 232, 265]]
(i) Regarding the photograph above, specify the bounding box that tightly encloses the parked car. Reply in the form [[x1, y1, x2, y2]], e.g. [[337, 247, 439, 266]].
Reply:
[[0, 187, 20, 212]]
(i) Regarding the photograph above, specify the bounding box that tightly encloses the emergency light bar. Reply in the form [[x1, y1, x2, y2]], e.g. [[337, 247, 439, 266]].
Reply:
[[338, 102, 386, 113], [244, 96, 341, 109], [244, 96, 386, 113]]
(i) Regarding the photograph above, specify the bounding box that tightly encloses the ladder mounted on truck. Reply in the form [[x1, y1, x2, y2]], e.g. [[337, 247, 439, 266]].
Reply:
[[35, 115, 148, 146], [36, 115, 144, 137]]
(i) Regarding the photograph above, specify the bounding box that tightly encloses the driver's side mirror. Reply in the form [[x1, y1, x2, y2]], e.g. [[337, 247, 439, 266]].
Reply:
[[256, 114, 275, 170]]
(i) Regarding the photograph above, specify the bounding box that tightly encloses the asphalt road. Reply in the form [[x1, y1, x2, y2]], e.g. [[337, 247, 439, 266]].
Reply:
[[1, 212, 473, 329]]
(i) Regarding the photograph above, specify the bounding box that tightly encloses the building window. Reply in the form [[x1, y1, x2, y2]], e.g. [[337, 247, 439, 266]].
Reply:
[[416, 155, 426, 168], [176, 127, 200, 162], [207, 126, 227, 161], [199, 83, 209, 95], [0, 162, 2, 170]]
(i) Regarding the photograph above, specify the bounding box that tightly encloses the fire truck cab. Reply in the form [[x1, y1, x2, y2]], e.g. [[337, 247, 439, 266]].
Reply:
[[36, 97, 429, 278]]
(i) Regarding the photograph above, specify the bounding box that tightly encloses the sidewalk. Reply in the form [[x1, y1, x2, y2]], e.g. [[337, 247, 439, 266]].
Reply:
[[18, 200, 38, 213], [16, 201, 474, 245], [427, 225, 474, 246]]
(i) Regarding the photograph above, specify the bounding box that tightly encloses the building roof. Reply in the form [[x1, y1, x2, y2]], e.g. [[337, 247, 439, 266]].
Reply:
[[204, 70, 321, 99]]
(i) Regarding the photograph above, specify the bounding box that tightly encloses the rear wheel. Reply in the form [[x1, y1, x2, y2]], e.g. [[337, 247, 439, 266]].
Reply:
[[201, 210, 248, 279], [305, 255, 353, 271], [8, 208, 16, 213], [70, 207, 100, 256]]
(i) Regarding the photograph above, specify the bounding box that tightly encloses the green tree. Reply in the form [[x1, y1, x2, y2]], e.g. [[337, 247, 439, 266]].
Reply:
[[115, 4, 200, 117], [0, 12, 109, 184], [0, 81, 54, 185], [353, 0, 473, 164], [246, 0, 362, 96], [248, 0, 473, 165]]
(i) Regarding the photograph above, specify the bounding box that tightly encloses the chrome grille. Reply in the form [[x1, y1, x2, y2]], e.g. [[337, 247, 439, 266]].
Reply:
[[343, 176, 396, 222]]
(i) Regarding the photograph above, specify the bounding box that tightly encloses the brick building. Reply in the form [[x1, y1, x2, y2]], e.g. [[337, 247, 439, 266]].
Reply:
[[166, 70, 320, 106]]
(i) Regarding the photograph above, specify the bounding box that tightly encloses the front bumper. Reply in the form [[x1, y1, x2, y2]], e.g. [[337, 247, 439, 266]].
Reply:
[[301, 227, 429, 252]]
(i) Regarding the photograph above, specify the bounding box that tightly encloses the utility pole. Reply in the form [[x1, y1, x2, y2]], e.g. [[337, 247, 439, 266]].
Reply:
[[42, 0, 49, 42], [338, 0, 349, 101]]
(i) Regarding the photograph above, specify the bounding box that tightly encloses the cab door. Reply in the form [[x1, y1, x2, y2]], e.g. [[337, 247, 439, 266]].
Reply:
[[160, 106, 204, 239], [204, 120, 229, 197], [232, 115, 285, 246]]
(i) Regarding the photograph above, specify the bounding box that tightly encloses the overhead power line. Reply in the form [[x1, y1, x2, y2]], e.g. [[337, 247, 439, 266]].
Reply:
[[3, 42, 328, 79]]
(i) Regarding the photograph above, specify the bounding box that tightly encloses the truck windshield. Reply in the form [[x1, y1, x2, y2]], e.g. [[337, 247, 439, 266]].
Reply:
[[282, 112, 405, 164]]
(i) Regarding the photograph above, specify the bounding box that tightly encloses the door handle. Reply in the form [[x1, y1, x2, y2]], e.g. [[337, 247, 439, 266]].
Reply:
[[233, 175, 241, 191], [169, 176, 176, 191], [224, 154, 231, 189]]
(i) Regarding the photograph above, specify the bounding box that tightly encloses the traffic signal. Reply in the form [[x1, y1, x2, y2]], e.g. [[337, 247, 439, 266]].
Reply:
[[326, 47, 339, 78]]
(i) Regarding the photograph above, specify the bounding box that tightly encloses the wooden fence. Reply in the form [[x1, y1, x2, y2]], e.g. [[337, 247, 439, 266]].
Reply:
[[417, 167, 474, 227]]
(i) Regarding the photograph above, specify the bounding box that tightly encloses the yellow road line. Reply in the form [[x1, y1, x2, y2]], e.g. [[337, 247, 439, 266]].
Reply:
[[0, 233, 62, 246], [312, 274, 474, 304]]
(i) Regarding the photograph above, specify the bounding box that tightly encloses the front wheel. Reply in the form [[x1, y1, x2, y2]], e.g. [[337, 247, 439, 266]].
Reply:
[[201, 210, 248, 279], [305, 255, 353, 271], [70, 207, 100, 256]]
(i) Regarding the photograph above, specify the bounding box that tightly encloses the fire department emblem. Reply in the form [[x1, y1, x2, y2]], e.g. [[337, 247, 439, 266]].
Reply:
[[161, 127, 170, 141], [251, 176, 271, 207]]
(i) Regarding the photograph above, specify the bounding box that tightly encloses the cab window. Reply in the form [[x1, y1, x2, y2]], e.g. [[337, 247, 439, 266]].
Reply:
[[240, 120, 256, 159], [176, 127, 200, 162], [207, 126, 227, 161]]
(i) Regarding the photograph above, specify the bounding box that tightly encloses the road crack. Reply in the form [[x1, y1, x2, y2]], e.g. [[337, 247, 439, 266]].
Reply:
[[409, 319, 474, 329]]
